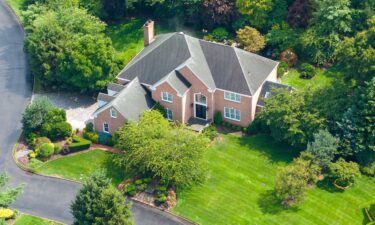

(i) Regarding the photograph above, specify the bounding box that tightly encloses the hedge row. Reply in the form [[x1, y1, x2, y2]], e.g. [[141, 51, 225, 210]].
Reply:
[[68, 136, 91, 153]]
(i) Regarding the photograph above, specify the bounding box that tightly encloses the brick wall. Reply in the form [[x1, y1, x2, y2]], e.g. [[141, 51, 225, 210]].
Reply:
[[94, 107, 126, 134], [152, 82, 183, 122]]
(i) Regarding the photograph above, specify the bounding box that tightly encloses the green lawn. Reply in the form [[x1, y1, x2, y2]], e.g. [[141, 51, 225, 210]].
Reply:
[[14, 214, 62, 225], [6, 0, 24, 17], [173, 134, 375, 225], [282, 68, 339, 90], [35, 149, 125, 185]]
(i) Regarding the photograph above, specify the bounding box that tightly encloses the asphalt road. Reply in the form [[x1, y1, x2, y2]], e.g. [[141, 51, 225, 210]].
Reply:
[[0, 1, 186, 224]]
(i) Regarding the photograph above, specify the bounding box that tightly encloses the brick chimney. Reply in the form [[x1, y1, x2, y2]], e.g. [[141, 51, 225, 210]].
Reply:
[[144, 20, 155, 47]]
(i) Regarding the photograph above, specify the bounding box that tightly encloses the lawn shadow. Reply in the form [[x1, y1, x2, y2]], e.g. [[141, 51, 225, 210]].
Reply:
[[316, 178, 344, 193], [257, 190, 299, 215], [101, 154, 128, 186], [237, 134, 298, 164]]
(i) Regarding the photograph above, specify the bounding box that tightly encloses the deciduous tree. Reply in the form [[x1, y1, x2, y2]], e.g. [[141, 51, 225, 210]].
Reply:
[[201, 0, 238, 29], [236, 26, 265, 53], [236, 0, 273, 28]]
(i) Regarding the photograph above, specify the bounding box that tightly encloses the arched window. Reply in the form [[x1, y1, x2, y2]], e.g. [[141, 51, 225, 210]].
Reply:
[[194, 93, 207, 105]]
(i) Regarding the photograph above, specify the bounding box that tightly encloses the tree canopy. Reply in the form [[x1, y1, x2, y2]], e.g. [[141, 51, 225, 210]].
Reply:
[[113, 111, 209, 187]]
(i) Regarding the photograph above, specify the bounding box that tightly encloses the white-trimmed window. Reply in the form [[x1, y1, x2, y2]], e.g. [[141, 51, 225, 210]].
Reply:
[[161, 92, 173, 103], [103, 122, 109, 133], [224, 107, 241, 121], [166, 108, 173, 120], [110, 108, 117, 118], [224, 91, 241, 103]]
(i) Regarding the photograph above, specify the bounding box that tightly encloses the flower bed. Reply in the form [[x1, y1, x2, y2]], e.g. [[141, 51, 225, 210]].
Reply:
[[333, 179, 353, 190]]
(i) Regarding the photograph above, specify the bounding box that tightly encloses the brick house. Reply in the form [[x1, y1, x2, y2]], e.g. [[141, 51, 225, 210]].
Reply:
[[92, 20, 291, 135]]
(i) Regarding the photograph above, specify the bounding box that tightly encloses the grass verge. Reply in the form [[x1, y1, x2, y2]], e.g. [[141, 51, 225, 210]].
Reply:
[[14, 214, 62, 225], [35, 149, 125, 186]]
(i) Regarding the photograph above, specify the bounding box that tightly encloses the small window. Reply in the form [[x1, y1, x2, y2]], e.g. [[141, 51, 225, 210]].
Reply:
[[224, 91, 241, 103], [166, 109, 173, 121], [103, 122, 109, 133], [195, 94, 207, 105], [110, 108, 117, 118], [224, 107, 241, 121], [265, 91, 271, 98], [161, 92, 173, 103]]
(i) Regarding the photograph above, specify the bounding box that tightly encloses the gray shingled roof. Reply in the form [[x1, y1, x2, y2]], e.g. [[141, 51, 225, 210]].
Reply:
[[257, 81, 293, 106], [107, 83, 125, 93], [117, 32, 278, 96], [94, 78, 155, 121], [97, 93, 116, 103]]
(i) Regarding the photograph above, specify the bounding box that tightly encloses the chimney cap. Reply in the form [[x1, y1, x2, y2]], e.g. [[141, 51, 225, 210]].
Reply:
[[144, 20, 154, 27]]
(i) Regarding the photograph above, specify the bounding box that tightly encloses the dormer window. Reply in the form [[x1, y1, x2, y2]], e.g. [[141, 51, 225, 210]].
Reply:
[[265, 91, 271, 98], [162, 92, 173, 103], [110, 108, 117, 118], [224, 91, 241, 103]]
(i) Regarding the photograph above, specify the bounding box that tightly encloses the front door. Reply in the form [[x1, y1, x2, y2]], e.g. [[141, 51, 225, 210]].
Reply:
[[195, 104, 207, 120]]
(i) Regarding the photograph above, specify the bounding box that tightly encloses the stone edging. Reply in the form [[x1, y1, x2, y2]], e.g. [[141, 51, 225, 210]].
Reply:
[[131, 198, 199, 225]]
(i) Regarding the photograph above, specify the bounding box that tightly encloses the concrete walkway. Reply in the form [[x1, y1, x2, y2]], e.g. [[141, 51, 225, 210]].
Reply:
[[0, 1, 185, 224]]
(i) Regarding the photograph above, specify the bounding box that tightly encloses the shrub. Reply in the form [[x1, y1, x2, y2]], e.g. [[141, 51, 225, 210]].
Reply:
[[124, 184, 136, 196], [106, 137, 114, 147], [142, 178, 152, 184], [299, 63, 316, 79], [329, 158, 361, 186], [247, 119, 262, 135], [83, 130, 99, 144], [214, 111, 222, 125], [211, 27, 229, 42], [155, 195, 167, 205], [68, 136, 91, 153], [25, 132, 38, 149], [85, 122, 94, 132], [42, 121, 72, 141], [202, 125, 217, 140], [277, 61, 289, 78], [280, 48, 298, 66], [134, 179, 143, 185], [28, 151, 36, 158], [39, 143, 55, 158], [54, 143, 63, 154], [0, 208, 14, 219], [34, 137, 51, 150]]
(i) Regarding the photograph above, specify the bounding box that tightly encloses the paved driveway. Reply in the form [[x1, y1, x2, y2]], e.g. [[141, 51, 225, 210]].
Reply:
[[0, 1, 185, 224]]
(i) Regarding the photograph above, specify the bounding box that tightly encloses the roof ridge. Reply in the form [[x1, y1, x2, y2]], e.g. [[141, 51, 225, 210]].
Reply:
[[234, 48, 253, 95]]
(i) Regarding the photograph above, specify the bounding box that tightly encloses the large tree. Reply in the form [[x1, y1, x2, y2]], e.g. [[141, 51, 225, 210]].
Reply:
[[307, 129, 339, 168], [235, 0, 273, 28], [286, 0, 314, 28], [258, 89, 326, 149], [71, 170, 133, 225], [335, 17, 375, 83], [24, 2, 120, 93], [236, 26, 265, 53], [337, 78, 375, 156], [201, 0, 238, 29], [114, 111, 209, 187]]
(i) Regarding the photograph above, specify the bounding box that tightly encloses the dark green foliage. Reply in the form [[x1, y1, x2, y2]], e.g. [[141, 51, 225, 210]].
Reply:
[[257, 89, 325, 149], [38, 143, 55, 158], [214, 111, 223, 125], [337, 78, 375, 156], [22, 97, 54, 132], [68, 137, 92, 153], [124, 184, 136, 196], [23, 3, 120, 93], [299, 63, 316, 79], [102, 0, 126, 20], [71, 170, 133, 225], [307, 129, 339, 168], [267, 0, 287, 27], [153, 102, 167, 117], [42, 122, 72, 141], [85, 123, 94, 132], [0, 173, 24, 208], [211, 27, 229, 41]]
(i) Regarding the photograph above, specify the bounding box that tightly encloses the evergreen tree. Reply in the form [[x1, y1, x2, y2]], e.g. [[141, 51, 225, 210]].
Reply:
[[0, 173, 24, 208]]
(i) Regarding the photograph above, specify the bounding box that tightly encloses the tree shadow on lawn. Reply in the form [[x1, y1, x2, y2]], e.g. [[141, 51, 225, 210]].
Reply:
[[316, 178, 344, 193], [257, 190, 300, 215], [237, 135, 298, 164], [101, 155, 128, 186]]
